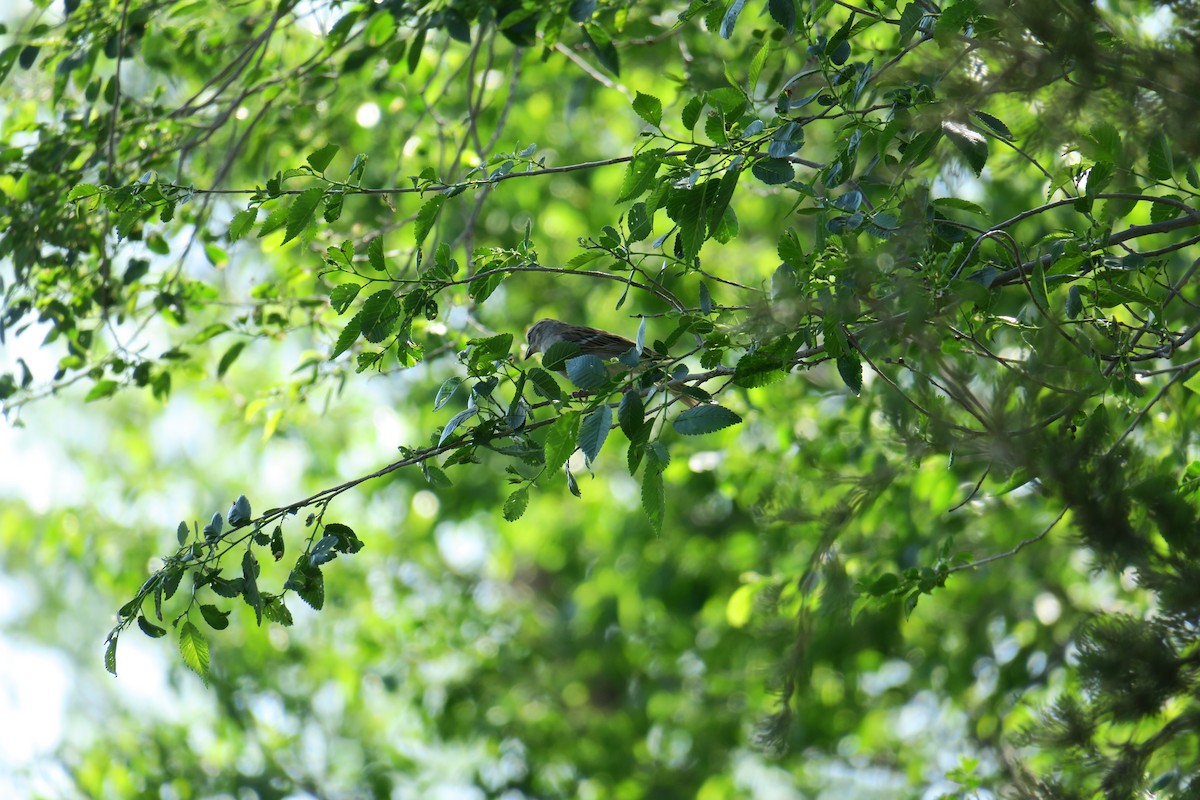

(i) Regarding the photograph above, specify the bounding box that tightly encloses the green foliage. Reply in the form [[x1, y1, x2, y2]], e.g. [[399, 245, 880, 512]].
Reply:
[[6, 0, 1200, 795]]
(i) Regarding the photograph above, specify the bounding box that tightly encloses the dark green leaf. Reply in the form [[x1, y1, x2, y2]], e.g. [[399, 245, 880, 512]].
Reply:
[[632, 92, 662, 127], [768, 0, 796, 34], [439, 406, 478, 446], [242, 551, 262, 626], [283, 187, 325, 244], [414, 195, 445, 247], [1148, 132, 1173, 181], [504, 486, 529, 521], [672, 404, 743, 436], [942, 122, 987, 176], [641, 460, 665, 534], [579, 405, 612, 464], [358, 290, 401, 343], [138, 615, 167, 638], [565, 354, 610, 390], [569, 0, 597, 22], [1066, 285, 1083, 319], [837, 354, 863, 395], [752, 157, 795, 185], [307, 144, 339, 173], [720, 0, 747, 39], [217, 341, 245, 379], [330, 282, 362, 314], [228, 495, 251, 526], [544, 411, 581, 470], [618, 149, 664, 202], [199, 604, 230, 631], [331, 313, 362, 359], [681, 95, 703, 131], [618, 390, 645, 440], [582, 24, 620, 75], [733, 351, 788, 387], [971, 110, 1012, 140]]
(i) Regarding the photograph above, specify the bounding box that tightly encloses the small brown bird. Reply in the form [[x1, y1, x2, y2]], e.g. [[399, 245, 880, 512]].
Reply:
[[524, 318, 699, 406]]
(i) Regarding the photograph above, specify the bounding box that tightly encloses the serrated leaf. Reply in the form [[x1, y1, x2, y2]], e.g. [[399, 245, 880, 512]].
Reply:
[[439, 406, 478, 446], [720, 0, 747, 38], [138, 615, 167, 638], [329, 282, 362, 314], [414, 195, 445, 247], [434, 377, 463, 410], [942, 121, 987, 176], [932, 197, 987, 216], [971, 110, 1012, 139], [217, 341, 245, 379], [544, 411, 581, 470], [358, 290, 401, 343], [837, 354, 863, 394], [179, 621, 210, 684], [199, 604, 230, 630], [68, 183, 101, 201], [632, 92, 662, 127], [242, 550, 262, 626], [527, 367, 563, 401], [579, 405, 612, 464], [681, 95, 703, 131], [565, 354, 610, 390], [228, 495, 251, 526], [749, 40, 770, 89], [331, 312, 362, 359], [503, 486, 529, 521], [283, 187, 324, 244], [641, 462, 665, 534], [104, 636, 118, 676], [1148, 133, 1173, 181], [733, 351, 788, 387], [1085, 161, 1114, 197], [228, 208, 258, 242], [672, 404, 742, 436], [618, 390, 645, 439], [768, 0, 796, 33], [368, 236, 386, 272], [307, 144, 339, 173], [618, 149, 664, 202], [627, 202, 652, 242], [752, 157, 794, 185]]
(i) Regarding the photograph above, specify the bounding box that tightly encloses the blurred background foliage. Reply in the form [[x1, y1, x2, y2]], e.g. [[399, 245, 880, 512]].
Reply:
[[3, 0, 1200, 797]]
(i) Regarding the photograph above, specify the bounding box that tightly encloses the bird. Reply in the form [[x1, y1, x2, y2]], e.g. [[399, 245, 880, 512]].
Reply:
[[524, 318, 700, 407]]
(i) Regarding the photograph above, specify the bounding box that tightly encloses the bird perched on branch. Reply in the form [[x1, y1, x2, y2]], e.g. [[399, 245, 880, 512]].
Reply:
[[524, 318, 700, 407]]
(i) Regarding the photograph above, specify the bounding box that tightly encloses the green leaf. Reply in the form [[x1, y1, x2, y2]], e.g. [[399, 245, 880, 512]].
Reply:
[[632, 92, 662, 127], [627, 202, 653, 242], [368, 236, 386, 272], [672, 404, 742, 436], [439, 406, 478, 446], [199, 604, 231, 631], [752, 157, 794, 185], [504, 486, 530, 521], [467, 333, 513, 374], [331, 312, 362, 359], [733, 351, 788, 387], [942, 121, 987, 176], [358, 290, 401, 343], [565, 354, 610, 390], [84, 379, 119, 402], [68, 183, 101, 201], [306, 144, 339, 173], [837, 354, 863, 395], [414, 195, 445, 247], [228, 494, 251, 526], [971, 110, 1012, 140], [768, 0, 796, 34], [720, 0, 747, 39], [1148, 132, 1173, 181], [544, 411, 581, 470], [137, 615, 167, 638], [1066, 285, 1083, 319], [283, 187, 325, 244], [179, 621, 211, 684], [748, 41, 770, 90], [618, 390, 645, 439], [582, 24, 620, 75], [229, 208, 258, 241], [641, 459, 665, 534], [618, 149, 664, 202], [217, 341, 245, 378], [932, 197, 988, 216], [176, 521, 189, 545], [330, 282, 362, 314], [527, 367, 563, 401], [434, 377, 463, 411], [935, 0, 976, 38], [579, 405, 612, 464], [681, 95, 703, 131], [1085, 161, 1114, 197], [242, 550, 262, 626], [104, 636, 118, 676]]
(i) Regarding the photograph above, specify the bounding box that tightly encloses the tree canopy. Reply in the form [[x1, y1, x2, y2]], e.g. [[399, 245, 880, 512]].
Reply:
[[4, 0, 1200, 796]]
